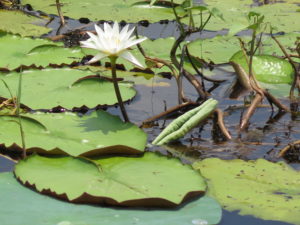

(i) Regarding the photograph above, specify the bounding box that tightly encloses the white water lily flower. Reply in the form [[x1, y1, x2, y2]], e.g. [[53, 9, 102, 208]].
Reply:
[[80, 22, 147, 68]]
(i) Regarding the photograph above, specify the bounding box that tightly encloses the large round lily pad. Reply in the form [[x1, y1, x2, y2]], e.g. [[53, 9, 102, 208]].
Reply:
[[15, 153, 206, 207], [0, 33, 84, 70], [193, 158, 300, 225], [0, 110, 147, 156], [0, 172, 221, 225], [0, 10, 51, 37], [0, 68, 136, 109]]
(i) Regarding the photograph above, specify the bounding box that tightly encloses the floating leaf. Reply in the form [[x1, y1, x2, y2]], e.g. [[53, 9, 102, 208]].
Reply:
[[21, 0, 183, 23], [230, 50, 295, 84], [152, 98, 218, 145], [0, 110, 147, 156], [193, 158, 300, 225], [0, 69, 136, 109], [15, 152, 206, 207], [194, 0, 300, 33], [188, 33, 299, 65], [0, 33, 84, 70], [188, 35, 243, 64], [0, 10, 51, 37], [261, 32, 300, 63], [0, 172, 221, 225]]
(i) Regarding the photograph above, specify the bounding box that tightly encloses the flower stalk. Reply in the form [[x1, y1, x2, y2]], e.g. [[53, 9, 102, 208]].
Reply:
[[109, 56, 129, 122], [80, 22, 147, 122]]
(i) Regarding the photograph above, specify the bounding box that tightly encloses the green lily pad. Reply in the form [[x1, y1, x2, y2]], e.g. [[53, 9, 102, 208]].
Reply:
[[261, 32, 300, 62], [0, 68, 136, 109], [188, 33, 299, 65], [0, 172, 221, 225], [188, 35, 243, 64], [193, 158, 300, 225], [15, 152, 206, 207], [230, 50, 295, 84], [0, 10, 51, 37], [253, 3, 300, 33], [0, 33, 84, 70], [21, 0, 182, 23], [0, 110, 147, 156], [199, 0, 300, 33]]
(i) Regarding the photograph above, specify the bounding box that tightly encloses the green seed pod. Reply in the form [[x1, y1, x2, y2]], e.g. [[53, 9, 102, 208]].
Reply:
[[152, 98, 218, 145]]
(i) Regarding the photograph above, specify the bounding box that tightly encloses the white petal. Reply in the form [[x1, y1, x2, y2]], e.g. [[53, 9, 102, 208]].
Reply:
[[122, 26, 135, 41], [112, 21, 119, 36], [80, 40, 98, 50], [94, 24, 104, 38], [124, 37, 147, 49], [119, 51, 144, 68], [87, 52, 107, 64], [119, 24, 130, 40], [104, 22, 113, 35], [86, 32, 104, 50]]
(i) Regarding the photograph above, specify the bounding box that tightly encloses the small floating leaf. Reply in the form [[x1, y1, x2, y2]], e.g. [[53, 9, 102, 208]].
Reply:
[[14, 153, 206, 207], [152, 99, 218, 145], [193, 158, 300, 225], [0, 172, 222, 225]]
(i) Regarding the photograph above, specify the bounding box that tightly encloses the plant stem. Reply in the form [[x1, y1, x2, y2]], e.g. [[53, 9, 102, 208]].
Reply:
[[271, 34, 300, 101], [171, 0, 184, 34], [56, 0, 65, 26], [109, 56, 130, 122], [17, 70, 26, 159]]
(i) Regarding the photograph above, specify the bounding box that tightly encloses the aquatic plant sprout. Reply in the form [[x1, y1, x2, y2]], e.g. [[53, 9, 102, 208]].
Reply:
[[80, 22, 147, 67]]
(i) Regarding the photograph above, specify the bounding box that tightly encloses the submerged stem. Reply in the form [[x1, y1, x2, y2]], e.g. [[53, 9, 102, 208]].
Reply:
[[109, 56, 130, 122]]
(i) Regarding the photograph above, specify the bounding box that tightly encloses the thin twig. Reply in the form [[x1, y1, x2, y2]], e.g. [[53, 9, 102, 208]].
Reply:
[[271, 34, 300, 100], [170, 32, 207, 99], [277, 140, 300, 158], [141, 101, 197, 124], [263, 90, 289, 112], [185, 45, 225, 83], [171, 0, 184, 34], [56, 0, 65, 26], [135, 28, 147, 58], [215, 108, 232, 140], [178, 46, 186, 104], [240, 94, 263, 130]]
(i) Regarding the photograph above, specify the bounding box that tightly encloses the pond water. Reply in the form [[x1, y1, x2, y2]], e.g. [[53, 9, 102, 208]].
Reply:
[[2, 56, 296, 225], [1, 3, 299, 224]]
